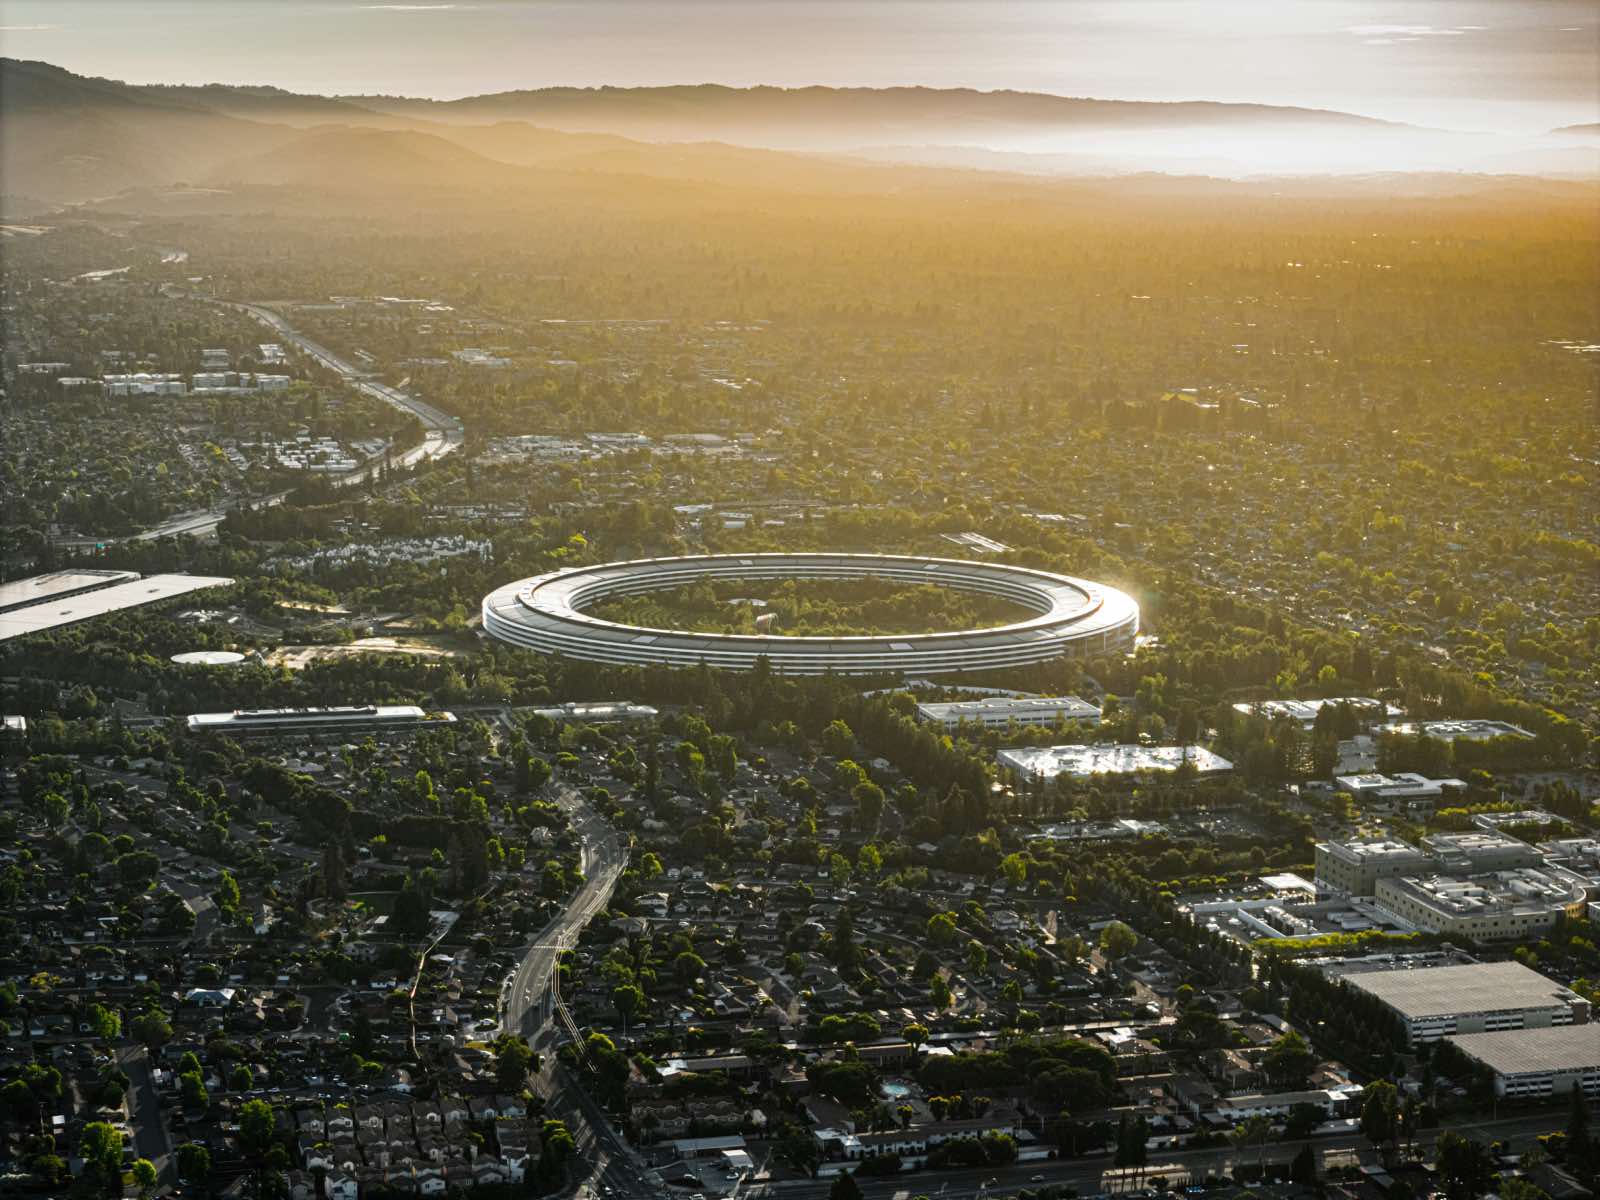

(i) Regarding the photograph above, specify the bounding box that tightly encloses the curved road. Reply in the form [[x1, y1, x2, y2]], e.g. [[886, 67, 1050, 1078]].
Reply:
[[499, 783, 660, 1199], [128, 298, 464, 541]]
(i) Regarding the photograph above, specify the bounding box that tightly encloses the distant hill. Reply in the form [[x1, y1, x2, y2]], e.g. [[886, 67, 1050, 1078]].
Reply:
[[206, 126, 508, 191], [340, 82, 1406, 148], [4, 58, 1592, 209], [1, 59, 300, 203], [1549, 123, 1600, 137]]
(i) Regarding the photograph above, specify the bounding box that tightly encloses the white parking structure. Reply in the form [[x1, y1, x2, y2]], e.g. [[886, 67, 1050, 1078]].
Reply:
[[481, 552, 1139, 675]]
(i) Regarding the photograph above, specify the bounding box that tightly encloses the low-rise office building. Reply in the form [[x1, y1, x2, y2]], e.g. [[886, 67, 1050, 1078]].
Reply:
[[1422, 831, 1545, 874], [999, 743, 1232, 780], [1373, 867, 1589, 942], [1334, 773, 1465, 814], [1233, 697, 1399, 727], [916, 695, 1101, 732], [1447, 1026, 1600, 1098], [1345, 960, 1590, 1045], [1314, 839, 1432, 897], [187, 705, 457, 738], [103, 372, 185, 396], [1379, 718, 1535, 742], [526, 701, 659, 725]]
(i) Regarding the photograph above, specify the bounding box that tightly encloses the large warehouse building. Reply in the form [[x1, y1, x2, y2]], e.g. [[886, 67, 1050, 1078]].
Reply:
[[1345, 960, 1590, 1046], [482, 553, 1139, 675], [1447, 1026, 1600, 1099]]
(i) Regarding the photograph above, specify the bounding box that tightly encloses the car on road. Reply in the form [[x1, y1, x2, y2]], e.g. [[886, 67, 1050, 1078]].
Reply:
[[1032, 1175, 1046, 1182]]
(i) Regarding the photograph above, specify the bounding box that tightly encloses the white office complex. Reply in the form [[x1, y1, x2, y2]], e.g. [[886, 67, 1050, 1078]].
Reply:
[[1379, 718, 1535, 742], [526, 702, 660, 724], [1232, 697, 1400, 726], [1345, 960, 1591, 1046], [1313, 839, 1433, 897], [999, 743, 1232, 780], [0, 573, 234, 642], [915, 695, 1101, 732], [0, 569, 139, 615], [1447, 1026, 1600, 1098], [186, 705, 457, 737], [1373, 868, 1589, 942], [482, 553, 1139, 675], [103, 372, 186, 396]]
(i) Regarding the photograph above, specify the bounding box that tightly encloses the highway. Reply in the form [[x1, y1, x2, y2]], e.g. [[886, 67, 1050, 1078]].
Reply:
[[122, 297, 464, 542], [225, 300, 464, 482]]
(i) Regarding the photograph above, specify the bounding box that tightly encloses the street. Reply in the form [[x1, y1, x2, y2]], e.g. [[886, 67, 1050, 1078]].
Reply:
[[118, 297, 465, 543]]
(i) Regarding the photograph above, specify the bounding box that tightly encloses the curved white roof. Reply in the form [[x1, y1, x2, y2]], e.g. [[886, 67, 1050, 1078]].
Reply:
[[482, 552, 1138, 676]]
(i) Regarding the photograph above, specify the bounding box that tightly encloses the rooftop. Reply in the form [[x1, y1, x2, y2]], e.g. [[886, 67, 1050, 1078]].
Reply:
[[1380, 718, 1535, 742], [0, 573, 233, 641], [999, 744, 1233, 778], [0, 569, 138, 614], [1448, 1025, 1600, 1076], [1318, 839, 1428, 863], [1380, 868, 1583, 918], [1345, 960, 1583, 1019], [1232, 697, 1399, 723], [917, 696, 1101, 721]]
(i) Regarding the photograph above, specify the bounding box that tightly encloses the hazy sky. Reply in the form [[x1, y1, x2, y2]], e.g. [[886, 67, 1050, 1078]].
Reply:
[[3, 0, 1596, 133]]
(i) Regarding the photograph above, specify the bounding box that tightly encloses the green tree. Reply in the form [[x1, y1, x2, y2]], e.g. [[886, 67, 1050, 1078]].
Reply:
[[1099, 920, 1138, 960], [1435, 1131, 1494, 1200], [130, 1008, 171, 1050], [611, 983, 645, 1026], [78, 1121, 123, 1196], [214, 869, 241, 914], [927, 912, 958, 945], [1360, 1080, 1398, 1157], [131, 1158, 158, 1198], [87, 1002, 121, 1041], [820, 720, 855, 759], [175, 1142, 211, 1185], [830, 1169, 865, 1200], [1262, 1030, 1317, 1089], [492, 1033, 537, 1090]]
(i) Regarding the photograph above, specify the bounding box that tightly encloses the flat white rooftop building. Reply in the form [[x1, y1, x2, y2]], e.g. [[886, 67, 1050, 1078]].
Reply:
[[917, 696, 1101, 732], [0, 569, 139, 614], [1234, 697, 1400, 726], [0, 574, 233, 641], [1447, 1025, 1600, 1097], [187, 705, 456, 737], [1346, 960, 1589, 1045], [1314, 838, 1432, 896], [1374, 867, 1587, 942], [526, 701, 659, 724], [1380, 719, 1535, 742], [1335, 773, 1466, 804], [999, 744, 1232, 780]]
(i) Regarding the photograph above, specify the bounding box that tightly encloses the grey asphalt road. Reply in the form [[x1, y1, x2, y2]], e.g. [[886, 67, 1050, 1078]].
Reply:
[[118, 297, 464, 542], [118, 1045, 173, 1187], [752, 1111, 1573, 1200]]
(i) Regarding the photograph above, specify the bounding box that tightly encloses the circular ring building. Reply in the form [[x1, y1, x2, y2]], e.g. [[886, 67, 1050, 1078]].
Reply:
[[482, 553, 1138, 676]]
